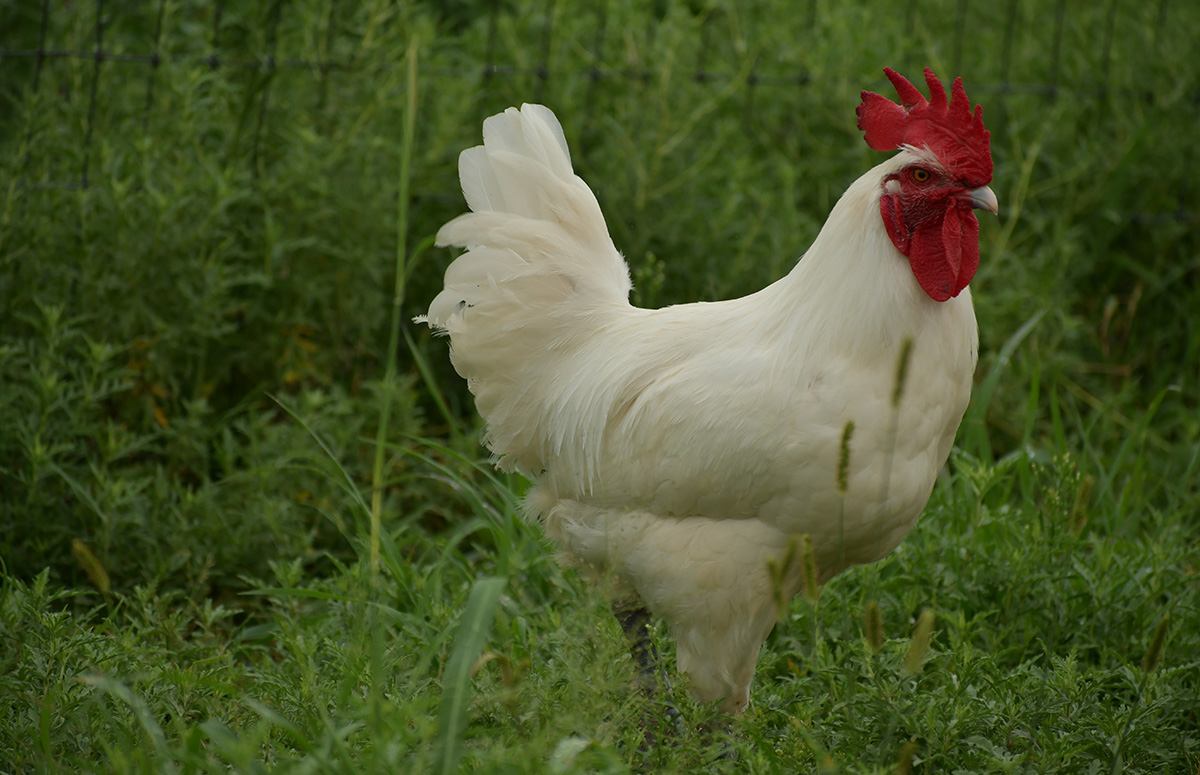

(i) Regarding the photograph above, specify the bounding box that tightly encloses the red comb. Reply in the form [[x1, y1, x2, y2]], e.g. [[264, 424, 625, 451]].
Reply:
[[856, 67, 992, 187]]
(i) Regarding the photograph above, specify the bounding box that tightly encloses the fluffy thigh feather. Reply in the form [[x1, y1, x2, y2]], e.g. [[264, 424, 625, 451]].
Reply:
[[531, 488, 788, 713]]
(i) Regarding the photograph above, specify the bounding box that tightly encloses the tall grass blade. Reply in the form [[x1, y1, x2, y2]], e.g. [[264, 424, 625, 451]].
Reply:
[[768, 534, 798, 621], [404, 323, 460, 439], [81, 675, 176, 771], [434, 576, 507, 775], [1099, 386, 1174, 524], [371, 36, 421, 582], [837, 419, 855, 572], [267, 396, 372, 521], [963, 309, 1046, 459]]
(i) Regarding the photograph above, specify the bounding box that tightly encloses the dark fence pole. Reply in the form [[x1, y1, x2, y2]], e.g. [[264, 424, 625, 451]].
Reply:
[[252, 0, 284, 179], [81, 0, 107, 190], [141, 0, 167, 134]]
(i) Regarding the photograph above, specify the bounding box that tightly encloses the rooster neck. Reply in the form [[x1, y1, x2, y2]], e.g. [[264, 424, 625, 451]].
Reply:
[[757, 153, 974, 363]]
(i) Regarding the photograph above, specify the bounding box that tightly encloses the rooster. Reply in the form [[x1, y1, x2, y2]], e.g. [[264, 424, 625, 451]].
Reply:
[[420, 68, 997, 715]]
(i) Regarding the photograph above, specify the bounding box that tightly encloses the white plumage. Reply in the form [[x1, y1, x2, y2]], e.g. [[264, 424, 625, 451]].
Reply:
[[422, 91, 989, 713]]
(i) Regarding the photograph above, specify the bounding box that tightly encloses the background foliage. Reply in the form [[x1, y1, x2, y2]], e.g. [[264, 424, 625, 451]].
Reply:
[[1, 0, 1197, 772]]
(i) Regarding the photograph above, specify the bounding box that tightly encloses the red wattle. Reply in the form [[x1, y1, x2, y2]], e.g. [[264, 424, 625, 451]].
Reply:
[[942, 204, 963, 279], [907, 205, 979, 302], [955, 209, 980, 293]]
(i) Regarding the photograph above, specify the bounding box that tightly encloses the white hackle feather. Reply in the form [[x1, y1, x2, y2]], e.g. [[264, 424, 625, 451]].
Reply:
[[421, 104, 979, 713]]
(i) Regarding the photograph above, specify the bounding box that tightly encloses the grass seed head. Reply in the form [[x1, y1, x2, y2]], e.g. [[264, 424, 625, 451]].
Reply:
[[1068, 473, 1094, 536], [891, 337, 914, 408], [896, 739, 919, 775], [864, 600, 884, 653], [903, 608, 936, 674], [71, 539, 111, 594], [837, 420, 855, 496], [800, 534, 820, 604], [1142, 612, 1171, 674]]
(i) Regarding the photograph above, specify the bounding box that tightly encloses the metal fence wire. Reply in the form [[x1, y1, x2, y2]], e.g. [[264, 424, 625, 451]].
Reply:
[[1, 0, 1197, 224]]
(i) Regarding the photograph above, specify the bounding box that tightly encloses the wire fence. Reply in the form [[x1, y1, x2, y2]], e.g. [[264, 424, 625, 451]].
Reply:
[[2, 0, 1197, 223]]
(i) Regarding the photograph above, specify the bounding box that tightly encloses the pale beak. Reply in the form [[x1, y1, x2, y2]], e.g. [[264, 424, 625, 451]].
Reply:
[[968, 185, 999, 215]]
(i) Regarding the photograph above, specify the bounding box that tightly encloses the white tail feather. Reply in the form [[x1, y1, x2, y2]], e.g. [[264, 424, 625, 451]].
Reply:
[[421, 104, 634, 477]]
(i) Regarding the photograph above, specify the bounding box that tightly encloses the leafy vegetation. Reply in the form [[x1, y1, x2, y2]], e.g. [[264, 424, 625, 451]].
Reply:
[[1, 0, 1197, 772]]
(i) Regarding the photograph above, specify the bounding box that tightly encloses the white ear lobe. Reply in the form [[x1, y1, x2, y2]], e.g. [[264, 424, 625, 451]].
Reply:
[[885, 178, 902, 195]]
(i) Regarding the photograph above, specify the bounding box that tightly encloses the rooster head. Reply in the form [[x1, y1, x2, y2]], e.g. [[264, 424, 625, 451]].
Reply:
[[857, 68, 997, 302]]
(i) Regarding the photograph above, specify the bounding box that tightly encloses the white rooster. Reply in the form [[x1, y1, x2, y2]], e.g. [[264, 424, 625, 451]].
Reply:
[[421, 68, 997, 715]]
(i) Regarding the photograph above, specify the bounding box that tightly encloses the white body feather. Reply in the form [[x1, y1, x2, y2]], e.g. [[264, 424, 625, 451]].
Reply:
[[422, 104, 978, 713]]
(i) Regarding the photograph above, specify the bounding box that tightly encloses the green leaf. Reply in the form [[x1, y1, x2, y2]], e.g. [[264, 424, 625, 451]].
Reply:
[[432, 576, 507, 775]]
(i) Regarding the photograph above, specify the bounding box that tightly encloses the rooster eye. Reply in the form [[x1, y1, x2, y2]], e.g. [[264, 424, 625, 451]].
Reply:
[[911, 168, 931, 183]]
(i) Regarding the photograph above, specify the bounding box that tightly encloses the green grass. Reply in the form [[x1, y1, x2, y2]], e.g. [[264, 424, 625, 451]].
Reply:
[[1, 0, 1198, 772]]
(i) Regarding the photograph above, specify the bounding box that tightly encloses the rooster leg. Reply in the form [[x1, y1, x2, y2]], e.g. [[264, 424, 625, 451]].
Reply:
[[612, 598, 684, 737], [612, 600, 662, 694]]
